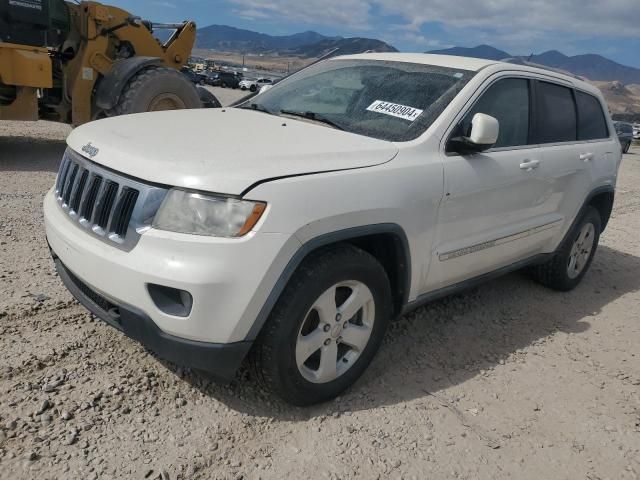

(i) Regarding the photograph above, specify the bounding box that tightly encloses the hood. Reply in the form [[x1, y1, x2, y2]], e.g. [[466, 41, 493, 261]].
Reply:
[[67, 108, 398, 195]]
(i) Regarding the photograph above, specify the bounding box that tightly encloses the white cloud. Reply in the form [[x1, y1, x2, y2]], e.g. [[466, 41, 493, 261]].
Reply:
[[228, 0, 373, 30], [228, 0, 640, 51], [151, 0, 177, 8], [375, 0, 639, 43]]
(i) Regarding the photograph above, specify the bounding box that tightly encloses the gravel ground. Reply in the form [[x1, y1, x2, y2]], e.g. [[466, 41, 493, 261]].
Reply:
[[1, 117, 639, 480]]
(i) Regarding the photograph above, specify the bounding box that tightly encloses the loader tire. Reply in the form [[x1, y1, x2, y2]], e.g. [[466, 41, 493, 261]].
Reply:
[[112, 67, 201, 116]]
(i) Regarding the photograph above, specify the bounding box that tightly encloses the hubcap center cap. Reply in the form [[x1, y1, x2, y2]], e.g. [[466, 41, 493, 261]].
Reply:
[[330, 324, 343, 338]]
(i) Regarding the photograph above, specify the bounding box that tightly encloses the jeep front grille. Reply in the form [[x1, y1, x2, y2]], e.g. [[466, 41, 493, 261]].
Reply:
[[54, 149, 167, 251]]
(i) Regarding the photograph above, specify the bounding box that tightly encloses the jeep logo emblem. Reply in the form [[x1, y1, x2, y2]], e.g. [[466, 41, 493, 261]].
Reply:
[[81, 142, 99, 158]]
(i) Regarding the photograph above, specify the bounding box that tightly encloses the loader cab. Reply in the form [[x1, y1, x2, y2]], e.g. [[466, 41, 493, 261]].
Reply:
[[0, 0, 70, 47]]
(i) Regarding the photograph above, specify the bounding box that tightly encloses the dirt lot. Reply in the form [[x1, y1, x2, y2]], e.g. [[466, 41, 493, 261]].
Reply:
[[202, 86, 249, 107], [0, 114, 639, 480]]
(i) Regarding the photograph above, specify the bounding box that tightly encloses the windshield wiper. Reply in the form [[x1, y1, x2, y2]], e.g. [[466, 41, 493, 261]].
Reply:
[[239, 103, 273, 115], [279, 110, 344, 131]]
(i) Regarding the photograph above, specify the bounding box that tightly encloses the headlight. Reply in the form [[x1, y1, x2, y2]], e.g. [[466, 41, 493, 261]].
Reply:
[[152, 189, 266, 237]]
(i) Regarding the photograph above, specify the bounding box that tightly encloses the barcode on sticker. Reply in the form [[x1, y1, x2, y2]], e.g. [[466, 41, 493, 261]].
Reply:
[[366, 100, 423, 122]]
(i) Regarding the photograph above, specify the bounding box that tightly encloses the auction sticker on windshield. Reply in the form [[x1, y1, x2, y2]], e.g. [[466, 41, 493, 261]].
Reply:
[[366, 100, 424, 122]]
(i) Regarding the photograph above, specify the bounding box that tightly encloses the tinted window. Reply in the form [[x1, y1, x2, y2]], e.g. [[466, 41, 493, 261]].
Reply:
[[576, 91, 608, 140], [459, 78, 530, 148], [536, 82, 577, 143]]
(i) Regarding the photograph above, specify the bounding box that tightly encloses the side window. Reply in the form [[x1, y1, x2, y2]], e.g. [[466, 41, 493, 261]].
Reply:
[[459, 78, 530, 148], [576, 91, 609, 140], [536, 82, 577, 143]]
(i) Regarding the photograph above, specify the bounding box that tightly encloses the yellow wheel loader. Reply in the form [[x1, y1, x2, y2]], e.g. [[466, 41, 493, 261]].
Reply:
[[0, 0, 219, 126]]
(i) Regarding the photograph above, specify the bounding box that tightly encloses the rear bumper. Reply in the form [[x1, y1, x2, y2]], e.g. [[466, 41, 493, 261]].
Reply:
[[53, 257, 251, 382]]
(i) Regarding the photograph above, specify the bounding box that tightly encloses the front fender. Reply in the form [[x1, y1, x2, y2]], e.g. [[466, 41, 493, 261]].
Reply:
[[240, 223, 411, 342]]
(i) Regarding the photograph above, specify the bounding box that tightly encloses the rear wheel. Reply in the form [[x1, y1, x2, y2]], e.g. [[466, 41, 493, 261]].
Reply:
[[529, 206, 601, 291], [111, 67, 202, 116], [251, 245, 392, 406], [623, 141, 631, 154], [250, 85, 257, 92]]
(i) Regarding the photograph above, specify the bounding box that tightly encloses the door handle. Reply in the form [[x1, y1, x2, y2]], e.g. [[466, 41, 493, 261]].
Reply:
[[520, 159, 540, 171], [580, 152, 594, 162]]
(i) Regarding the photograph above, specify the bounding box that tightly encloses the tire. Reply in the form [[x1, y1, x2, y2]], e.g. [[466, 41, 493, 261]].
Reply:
[[111, 67, 201, 116], [221, 82, 227, 88], [250, 245, 392, 406], [196, 87, 222, 108], [250, 85, 257, 92], [529, 206, 602, 291], [623, 141, 630, 154]]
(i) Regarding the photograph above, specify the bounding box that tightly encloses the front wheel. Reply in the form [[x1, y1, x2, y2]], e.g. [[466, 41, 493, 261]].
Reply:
[[529, 206, 601, 291], [251, 245, 392, 406], [623, 142, 631, 154], [110, 67, 202, 115]]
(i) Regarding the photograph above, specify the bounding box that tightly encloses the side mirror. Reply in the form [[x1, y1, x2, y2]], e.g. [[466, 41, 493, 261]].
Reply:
[[258, 84, 274, 94], [449, 113, 500, 154]]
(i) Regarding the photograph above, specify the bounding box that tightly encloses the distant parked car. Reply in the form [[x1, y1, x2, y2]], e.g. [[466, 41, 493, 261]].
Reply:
[[206, 71, 241, 89], [180, 67, 205, 85], [614, 121, 634, 153], [239, 77, 273, 92], [633, 124, 640, 140]]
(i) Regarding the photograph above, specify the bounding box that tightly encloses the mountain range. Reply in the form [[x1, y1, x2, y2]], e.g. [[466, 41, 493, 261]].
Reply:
[[427, 44, 640, 85], [192, 25, 397, 57], [180, 25, 640, 90]]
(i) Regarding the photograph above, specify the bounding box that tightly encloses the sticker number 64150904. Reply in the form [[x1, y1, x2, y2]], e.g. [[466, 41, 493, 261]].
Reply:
[[366, 100, 424, 122]]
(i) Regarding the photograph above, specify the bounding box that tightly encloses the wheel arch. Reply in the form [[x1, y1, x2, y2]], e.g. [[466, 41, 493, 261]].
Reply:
[[585, 186, 615, 233], [245, 224, 411, 341], [94, 57, 163, 111]]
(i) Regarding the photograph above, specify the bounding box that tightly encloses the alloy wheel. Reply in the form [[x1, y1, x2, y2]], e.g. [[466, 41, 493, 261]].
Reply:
[[295, 281, 375, 384], [567, 222, 596, 279]]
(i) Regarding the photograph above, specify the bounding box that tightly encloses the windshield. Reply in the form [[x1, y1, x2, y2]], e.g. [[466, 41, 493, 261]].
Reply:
[[238, 59, 475, 142]]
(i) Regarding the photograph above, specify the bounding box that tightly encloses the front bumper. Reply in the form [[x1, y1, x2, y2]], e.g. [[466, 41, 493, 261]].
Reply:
[[53, 257, 250, 381], [44, 187, 299, 345]]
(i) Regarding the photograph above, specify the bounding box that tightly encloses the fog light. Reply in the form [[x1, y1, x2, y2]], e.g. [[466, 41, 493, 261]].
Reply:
[[147, 284, 193, 318]]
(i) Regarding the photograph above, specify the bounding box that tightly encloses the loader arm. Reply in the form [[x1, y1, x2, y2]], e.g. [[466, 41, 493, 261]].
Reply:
[[0, 0, 204, 126], [63, 1, 196, 125]]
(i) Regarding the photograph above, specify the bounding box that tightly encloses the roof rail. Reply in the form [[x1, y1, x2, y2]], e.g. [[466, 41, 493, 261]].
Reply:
[[501, 57, 585, 81]]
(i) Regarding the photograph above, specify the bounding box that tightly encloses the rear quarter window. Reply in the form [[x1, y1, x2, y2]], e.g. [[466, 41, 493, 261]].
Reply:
[[576, 91, 609, 140]]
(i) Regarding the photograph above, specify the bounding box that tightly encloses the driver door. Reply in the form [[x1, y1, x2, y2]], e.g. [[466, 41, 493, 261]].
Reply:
[[426, 77, 560, 291]]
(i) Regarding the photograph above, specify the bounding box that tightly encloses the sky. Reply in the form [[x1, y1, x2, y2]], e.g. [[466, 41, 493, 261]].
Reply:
[[109, 0, 640, 68]]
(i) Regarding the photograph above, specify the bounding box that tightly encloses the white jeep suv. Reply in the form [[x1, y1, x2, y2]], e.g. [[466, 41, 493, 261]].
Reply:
[[44, 53, 621, 405]]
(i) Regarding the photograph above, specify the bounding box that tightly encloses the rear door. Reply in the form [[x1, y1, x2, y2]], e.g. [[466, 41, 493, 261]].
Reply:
[[534, 82, 616, 245], [427, 76, 555, 291]]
